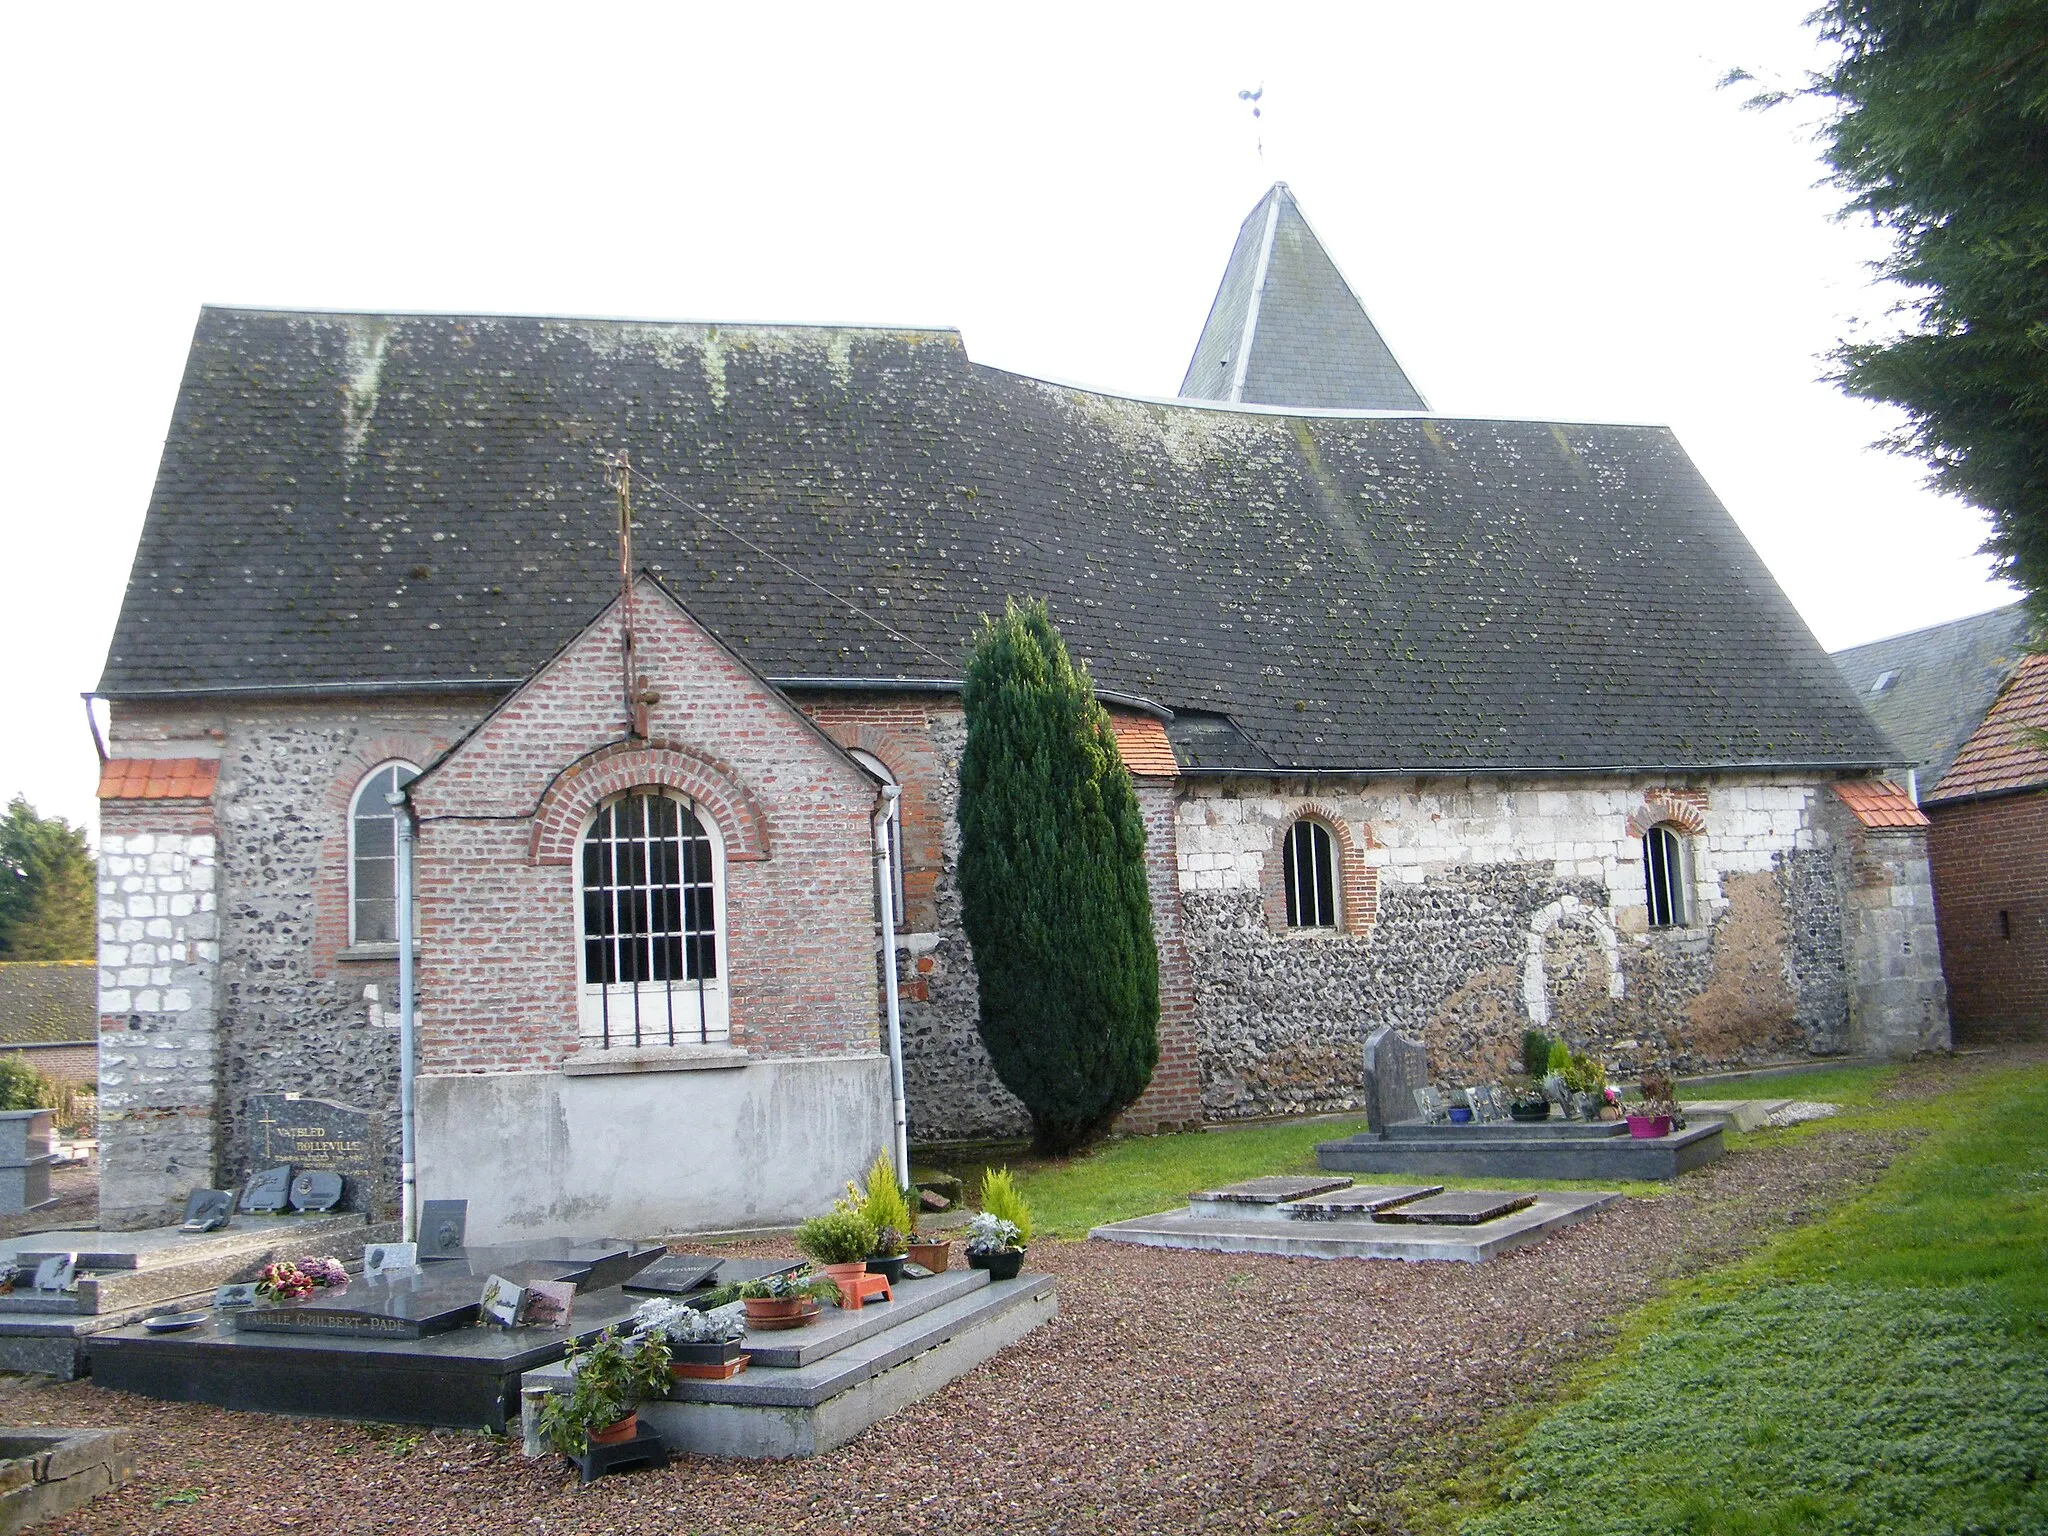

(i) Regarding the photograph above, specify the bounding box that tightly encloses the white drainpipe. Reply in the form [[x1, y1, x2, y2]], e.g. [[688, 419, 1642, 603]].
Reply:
[[390, 791, 418, 1245], [873, 785, 910, 1186]]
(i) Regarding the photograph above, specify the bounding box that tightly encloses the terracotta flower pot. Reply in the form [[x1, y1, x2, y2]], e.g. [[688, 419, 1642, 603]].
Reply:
[[589, 1412, 638, 1446], [742, 1296, 810, 1322], [907, 1239, 952, 1273], [1626, 1114, 1673, 1139], [820, 1261, 870, 1295]]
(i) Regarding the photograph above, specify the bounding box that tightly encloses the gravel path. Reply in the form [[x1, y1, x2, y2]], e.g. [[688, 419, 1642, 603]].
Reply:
[[21, 1049, 2039, 1535]]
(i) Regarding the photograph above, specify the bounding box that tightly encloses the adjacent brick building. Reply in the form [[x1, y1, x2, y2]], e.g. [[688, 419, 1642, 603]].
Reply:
[[1924, 653, 2048, 1041], [91, 184, 1946, 1235]]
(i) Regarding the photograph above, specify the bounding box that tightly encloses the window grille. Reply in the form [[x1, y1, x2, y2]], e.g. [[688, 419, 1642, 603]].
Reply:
[[349, 762, 419, 945], [579, 789, 726, 1047], [1283, 819, 1339, 929], [1642, 823, 1689, 928]]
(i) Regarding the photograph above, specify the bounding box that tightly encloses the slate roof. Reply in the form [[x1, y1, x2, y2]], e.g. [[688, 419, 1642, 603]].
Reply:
[[99, 307, 1896, 776], [1831, 602, 2034, 793], [1180, 184, 1428, 411], [1927, 652, 2048, 803], [0, 963, 97, 1045]]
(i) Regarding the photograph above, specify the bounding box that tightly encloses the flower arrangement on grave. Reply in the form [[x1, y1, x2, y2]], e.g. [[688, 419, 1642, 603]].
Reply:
[[0, 1260, 20, 1295], [841, 1153, 914, 1263], [1560, 1050, 1609, 1119], [633, 1296, 748, 1346], [537, 1327, 671, 1456], [1506, 1073, 1552, 1121], [1623, 1070, 1684, 1138], [296, 1256, 349, 1289], [255, 1261, 317, 1302], [734, 1270, 840, 1305]]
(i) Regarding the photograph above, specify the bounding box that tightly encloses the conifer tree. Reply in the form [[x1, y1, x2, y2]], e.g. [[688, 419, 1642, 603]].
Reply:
[[0, 797, 95, 961], [957, 600, 1160, 1153]]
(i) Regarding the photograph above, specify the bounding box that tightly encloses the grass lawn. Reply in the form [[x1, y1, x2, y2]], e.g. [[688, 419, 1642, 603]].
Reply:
[[1434, 1062, 2048, 1536]]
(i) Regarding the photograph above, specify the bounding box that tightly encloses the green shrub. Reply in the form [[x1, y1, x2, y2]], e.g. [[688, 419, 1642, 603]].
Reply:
[[794, 1209, 876, 1266], [847, 1153, 914, 1252], [0, 1059, 47, 1113], [957, 599, 1160, 1153], [1521, 1030, 1552, 1080], [1545, 1039, 1571, 1077], [977, 1166, 1034, 1245]]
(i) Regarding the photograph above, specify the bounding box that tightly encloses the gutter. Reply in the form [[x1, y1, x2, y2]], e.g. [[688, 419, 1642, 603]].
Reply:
[[1172, 758, 1904, 781]]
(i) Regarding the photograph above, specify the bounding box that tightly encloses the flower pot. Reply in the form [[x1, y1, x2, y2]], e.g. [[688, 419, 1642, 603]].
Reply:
[[589, 1412, 638, 1446], [669, 1340, 745, 1368], [742, 1296, 814, 1323], [907, 1239, 952, 1273], [968, 1248, 1025, 1280], [1509, 1103, 1551, 1123], [1447, 1105, 1474, 1124], [820, 1261, 870, 1296], [1626, 1114, 1673, 1140], [866, 1254, 907, 1284]]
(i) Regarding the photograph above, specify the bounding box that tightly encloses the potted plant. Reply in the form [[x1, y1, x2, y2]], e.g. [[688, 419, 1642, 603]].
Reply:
[[966, 1166, 1033, 1280], [1522, 1028, 1554, 1081], [634, 1296, 750, 1378], [846, 1154, 914, 1282], [537, 1327, 671, 1454], [1447, 1091, 1475, 1125], [794, 1209, 878, 1297], [1626, 1070, 1679, 1139], [735, 1269, 839, 1327], [1561, 1049, 1607, 1121], [1506, 1074, 1551, 1122]]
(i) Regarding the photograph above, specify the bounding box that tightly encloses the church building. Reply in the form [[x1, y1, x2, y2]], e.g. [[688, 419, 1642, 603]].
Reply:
[[93, 184, 1946, 1237]]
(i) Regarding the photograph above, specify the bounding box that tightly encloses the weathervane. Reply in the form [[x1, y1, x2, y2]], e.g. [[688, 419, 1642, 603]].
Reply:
[[1238, 85, 1264, 162]]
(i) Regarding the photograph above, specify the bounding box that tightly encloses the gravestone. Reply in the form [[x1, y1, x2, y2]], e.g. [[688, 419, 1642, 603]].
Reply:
[[363, 1242, 418, 1279], [1362, 1026, 1429, 1133], [180, 1190, 233, 1232], [623, 1255, 722, 1296], [239, 1167, 292, 1213], [288, 1171, 343, 1212], [418, 1200, 467, 1260], [1412, 1087, 1449, 1124], [1466, 1085, 1506, 1123], [246, 1095, 378, 1213]]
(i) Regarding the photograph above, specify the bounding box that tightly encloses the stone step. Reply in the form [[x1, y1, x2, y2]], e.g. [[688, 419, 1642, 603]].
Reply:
[[735, 1268, 989, 1370], [524, 1273, 1059, 1459], [1318, 1121, 1724, 1181], [1679, 1099, 1794, 1132], [1379, 1118, 1627, 1141]]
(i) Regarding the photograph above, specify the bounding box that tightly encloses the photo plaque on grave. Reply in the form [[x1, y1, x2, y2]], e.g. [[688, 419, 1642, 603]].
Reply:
[[214, 1282, 259, 1308], [180, 1189, 233, 1232], [239, 1166, 292, 1213], [247, 1094, 377, 1212], [418, 1199, 467, 1260], [478, 1275, 525, 1328], [288, 1171, 343, 1212], [33, 1255, 74, 1293], [522, 1280, 574, 1329], [363, 1242, 418, 1279]]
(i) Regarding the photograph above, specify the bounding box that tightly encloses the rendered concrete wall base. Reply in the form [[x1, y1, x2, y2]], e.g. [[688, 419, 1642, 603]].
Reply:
[[417, 1054, 893, 1244]]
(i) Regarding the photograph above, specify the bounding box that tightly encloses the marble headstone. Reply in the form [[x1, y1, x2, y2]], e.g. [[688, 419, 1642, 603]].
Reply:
[[1362, 1025, 1429, 1134], [246, 1094, 377, 1212]]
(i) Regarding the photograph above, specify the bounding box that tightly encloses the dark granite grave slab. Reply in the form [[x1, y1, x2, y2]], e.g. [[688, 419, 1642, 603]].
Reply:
[[1381, 1118, 1627, 1141], [1189, 1176, 1354, 1205], [1318, 1120, 1725, 1181], [1282, 1184, 1442, 1219], [1363, 1026, 1428, 1133], [88, 1285, 646, 1431], [1373, 1191, 1537, 1225]]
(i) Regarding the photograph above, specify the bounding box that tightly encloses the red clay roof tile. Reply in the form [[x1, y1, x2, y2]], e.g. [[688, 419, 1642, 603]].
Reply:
[[1108, 715, 1178, 778], [97, 757, 220, 801], [1833, 779, 1929, 829], [1930, 652, 2048, 802]]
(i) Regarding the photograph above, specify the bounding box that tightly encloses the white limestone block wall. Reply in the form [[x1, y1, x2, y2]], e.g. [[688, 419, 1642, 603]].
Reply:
[[97, 829, 220, 1227]]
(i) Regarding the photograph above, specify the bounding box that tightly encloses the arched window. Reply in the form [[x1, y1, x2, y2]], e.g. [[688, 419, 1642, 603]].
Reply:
[[848, 749, 905, 930], [578, 788, 728, 1047], [349, 762, 419, 945], [1642, 823, 1690, 928], [1283, 819, 1339, 929]]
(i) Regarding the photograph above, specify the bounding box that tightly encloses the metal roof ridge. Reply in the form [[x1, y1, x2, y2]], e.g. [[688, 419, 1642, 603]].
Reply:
[[198, 302, 964, 336]]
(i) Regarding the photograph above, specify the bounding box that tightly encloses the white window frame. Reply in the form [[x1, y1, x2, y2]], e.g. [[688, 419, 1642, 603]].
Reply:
[[848, 749, 906, 931], [574, 788, 730, 1048], [1642, 823, 1691, 929], [347, 761, 420, 947], [1283, 818, 1340, 930]]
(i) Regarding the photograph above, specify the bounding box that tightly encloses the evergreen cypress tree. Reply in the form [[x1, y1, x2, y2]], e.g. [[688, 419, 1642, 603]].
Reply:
[[957, 600, 1160, 1153]]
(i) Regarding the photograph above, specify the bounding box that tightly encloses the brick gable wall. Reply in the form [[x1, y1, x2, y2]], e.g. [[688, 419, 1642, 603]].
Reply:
[[1927, 789, 2048, 1040], [407, 585, 882, 1073]]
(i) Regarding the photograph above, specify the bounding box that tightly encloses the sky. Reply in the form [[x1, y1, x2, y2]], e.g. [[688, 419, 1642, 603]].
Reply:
[[0, 2, 2019, 834]]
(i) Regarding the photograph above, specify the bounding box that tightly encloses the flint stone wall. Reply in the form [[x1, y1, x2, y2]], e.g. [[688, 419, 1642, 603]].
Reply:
[[1178, 775, 1855, 1118]]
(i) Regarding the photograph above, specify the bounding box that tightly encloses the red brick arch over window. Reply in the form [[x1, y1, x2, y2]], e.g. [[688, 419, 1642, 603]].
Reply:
[[1625, 790, 1708, 839], [529, 741, 771, 865], [1262, 802, 1379, 936]]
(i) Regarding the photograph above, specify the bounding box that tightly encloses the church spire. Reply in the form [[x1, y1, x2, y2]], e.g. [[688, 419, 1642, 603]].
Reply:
[[1179, 183, 1427, 411]]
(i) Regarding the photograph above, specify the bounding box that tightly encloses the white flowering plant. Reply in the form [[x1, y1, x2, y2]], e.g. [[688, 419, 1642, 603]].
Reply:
[[963, 1212, 1023, 1257], [633, 1296, 748, 1345]]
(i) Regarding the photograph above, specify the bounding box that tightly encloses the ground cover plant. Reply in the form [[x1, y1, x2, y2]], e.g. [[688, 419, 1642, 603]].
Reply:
[[1447, 1063, 2048, 1536]]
